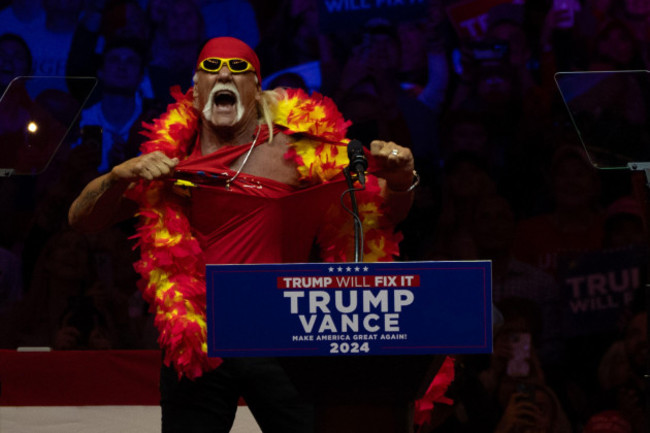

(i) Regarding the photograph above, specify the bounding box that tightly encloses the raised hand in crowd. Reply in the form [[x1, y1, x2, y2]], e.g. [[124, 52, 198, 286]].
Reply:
[[495, 387, 544, 433]]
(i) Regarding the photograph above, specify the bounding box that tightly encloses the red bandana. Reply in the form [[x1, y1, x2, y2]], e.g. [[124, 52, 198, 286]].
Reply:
[[196, 37, 261, 83]]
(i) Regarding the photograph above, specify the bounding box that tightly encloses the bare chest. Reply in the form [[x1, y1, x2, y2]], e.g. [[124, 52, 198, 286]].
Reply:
[[230, 134, 300, 186]]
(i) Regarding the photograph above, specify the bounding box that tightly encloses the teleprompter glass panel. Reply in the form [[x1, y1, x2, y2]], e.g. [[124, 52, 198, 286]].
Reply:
[[0, 76, 97, 176], [555, 70, 650, 169]]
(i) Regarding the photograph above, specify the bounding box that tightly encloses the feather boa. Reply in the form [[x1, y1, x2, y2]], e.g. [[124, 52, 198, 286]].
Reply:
[[126, 86, 401, 379], [414, 356, 455, 428]]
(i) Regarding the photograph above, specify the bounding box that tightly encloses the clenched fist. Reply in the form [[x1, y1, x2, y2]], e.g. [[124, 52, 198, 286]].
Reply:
[[370, 140, 415, 192], [111, 151, 179, 181]]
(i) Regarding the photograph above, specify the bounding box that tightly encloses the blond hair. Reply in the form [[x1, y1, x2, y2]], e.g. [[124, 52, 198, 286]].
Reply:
[[258, 87, 284, 143]]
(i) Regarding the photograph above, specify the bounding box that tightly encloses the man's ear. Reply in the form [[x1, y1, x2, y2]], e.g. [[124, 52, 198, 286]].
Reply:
[[255, 80, 262, 102]]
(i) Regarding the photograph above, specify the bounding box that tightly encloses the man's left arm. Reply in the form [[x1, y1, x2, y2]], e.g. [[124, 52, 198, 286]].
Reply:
[[370, 140, 417, 224]]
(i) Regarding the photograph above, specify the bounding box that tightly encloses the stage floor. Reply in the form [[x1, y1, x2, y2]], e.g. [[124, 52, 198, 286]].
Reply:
[[0, 406, 261, 433]]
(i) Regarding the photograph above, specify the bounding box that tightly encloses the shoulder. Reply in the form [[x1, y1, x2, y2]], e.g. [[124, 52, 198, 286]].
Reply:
[[270, 131, 293, 147], [270, 89, 351, 183], [79, 103, 102, 124]]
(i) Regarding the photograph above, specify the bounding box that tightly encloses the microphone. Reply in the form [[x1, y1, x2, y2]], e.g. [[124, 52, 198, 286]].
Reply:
[[347, 139, 367, 186]]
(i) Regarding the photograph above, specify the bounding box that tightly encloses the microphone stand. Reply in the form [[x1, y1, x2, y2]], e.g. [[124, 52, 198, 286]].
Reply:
[[343, 166, 363, 263], [627, 162, 650, 417]]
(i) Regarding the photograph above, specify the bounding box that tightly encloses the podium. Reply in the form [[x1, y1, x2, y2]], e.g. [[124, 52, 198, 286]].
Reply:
[[207, 261, 492, 433], [280, 355, 445, 432]]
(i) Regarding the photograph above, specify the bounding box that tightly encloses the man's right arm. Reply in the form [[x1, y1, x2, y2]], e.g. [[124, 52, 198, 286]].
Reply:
[[68, 151, 179, 232]]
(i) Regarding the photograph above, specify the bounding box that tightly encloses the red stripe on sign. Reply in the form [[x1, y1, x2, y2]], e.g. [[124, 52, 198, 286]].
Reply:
[[277, 275, 421, 289]]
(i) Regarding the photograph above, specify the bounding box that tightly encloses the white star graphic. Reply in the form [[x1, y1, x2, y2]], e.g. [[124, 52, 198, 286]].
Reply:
[[328, 267, 334, 272], [354, 266, 360, 272], [337, 266, 343, 272], [346, 266, 352, 272], [363, 266, 369, 272]]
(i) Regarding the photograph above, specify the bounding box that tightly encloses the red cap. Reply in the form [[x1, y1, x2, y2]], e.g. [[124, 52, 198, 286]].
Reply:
[[606, 196, 644, 221], [583, 411, 632, 433], [196, 37, 261, 83]]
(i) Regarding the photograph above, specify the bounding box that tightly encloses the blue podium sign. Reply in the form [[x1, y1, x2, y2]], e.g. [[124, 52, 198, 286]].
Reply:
[[207, 261, 492, 357]]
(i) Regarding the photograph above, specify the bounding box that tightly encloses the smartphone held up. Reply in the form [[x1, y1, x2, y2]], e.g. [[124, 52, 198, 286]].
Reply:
[[507, 331, 531, 378]]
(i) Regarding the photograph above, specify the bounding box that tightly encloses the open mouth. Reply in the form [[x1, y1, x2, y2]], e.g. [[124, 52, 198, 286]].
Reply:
[[213, 90, 237, 107]]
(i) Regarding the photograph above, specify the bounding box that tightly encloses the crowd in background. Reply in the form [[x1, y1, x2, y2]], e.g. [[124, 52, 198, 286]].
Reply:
[[0, 0, 648, 432]]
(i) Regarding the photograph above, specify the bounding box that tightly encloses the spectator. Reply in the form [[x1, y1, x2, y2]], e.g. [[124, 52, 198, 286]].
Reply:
[[145, 0, 170, 30], [0, 0, 43, 25], [619, 0, 650, 44], [267, 71, 308, 91], [0, 0, 45, 64], [589, 19, 645, 70], [471, 193, 563, 367], [452, 3, 543, 110], [21, 167, 92, 292], [513, 145, 605, 276], [411, 0, 450, 167], [5, 229, 96, 348], [538, 0, 583, 70], [199, 0, 259, 48], [102, 0, 151, 43], [490, 298, 572, 433], [596, 309, 648, 433], [86, 226, 144, 349], [335, 18, 439, 166], [432, 297, 572, 433], [440, 110, 492, 165], [603, 196, 647, 248], [452, 3, 562, 219], [78, 38, 148, 173], [426, 151, 496, 260], [0, 246, 23, 316], [30, 88, 84, 195], [53, 293, 115, 350], [485, 3, 538, 93], [148, 0, 205, 102], [335, 19, 410, 147], [396, 20, 429, 97], [0, 32, 32, 95], [28, 0, 83, 76], [494, 381, 573, 433], [419, 0, 452, 104], [450, 53, 530, 216], [66, 0, 154, 103], [256, 0, 321, 75]]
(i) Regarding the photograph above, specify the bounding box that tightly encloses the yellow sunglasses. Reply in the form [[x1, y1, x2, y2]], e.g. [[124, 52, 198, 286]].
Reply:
[[199, 57, 255, 74]]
